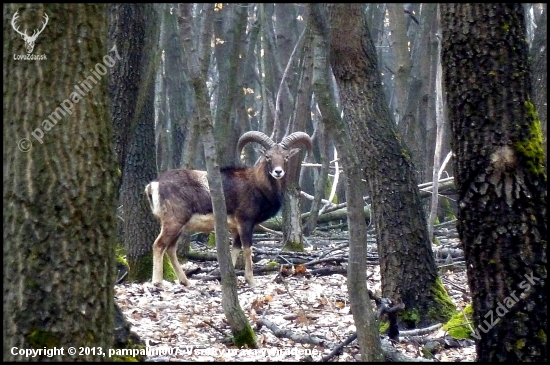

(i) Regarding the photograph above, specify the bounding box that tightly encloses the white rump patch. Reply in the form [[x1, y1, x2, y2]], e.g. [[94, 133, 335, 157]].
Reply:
[[194, 170, 209, 190], [148, 181, 161, 216]]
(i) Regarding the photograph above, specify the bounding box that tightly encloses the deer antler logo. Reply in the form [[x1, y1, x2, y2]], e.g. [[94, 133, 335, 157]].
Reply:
[[11, 11, 49, 54]]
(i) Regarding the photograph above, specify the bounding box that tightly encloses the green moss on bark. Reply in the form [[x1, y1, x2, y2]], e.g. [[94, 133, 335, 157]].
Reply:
[[400, 277, 457, 327], [232, 324, 257, 348], [515, 101, 545, 177], [442, 304, 473, 339], [283, 240, 305, 252], [442, 198, 456, 221], [400, 308, 420, 327], [127, 253, 177, 282], [379, 320, 390, 334], [207, 233, 216, 248], [28, 330, 60, 348], [428, 277, 457, 323]]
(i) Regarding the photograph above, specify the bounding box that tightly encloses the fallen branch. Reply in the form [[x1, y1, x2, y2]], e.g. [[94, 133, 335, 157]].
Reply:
[[257, 318, 335, 348], [321, 333, 357, 362], [308, 267, 347, 277], [400, 323, 443, 337], [257, 318, 435, 362]]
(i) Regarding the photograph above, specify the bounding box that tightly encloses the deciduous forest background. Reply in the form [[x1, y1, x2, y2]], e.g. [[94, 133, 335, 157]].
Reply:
[[3, 3, 546, 362]]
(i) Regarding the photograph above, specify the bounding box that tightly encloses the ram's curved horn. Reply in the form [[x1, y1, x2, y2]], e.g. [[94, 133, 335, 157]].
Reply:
[[279, 132, 312, 153], [237, 131, 276, 154]]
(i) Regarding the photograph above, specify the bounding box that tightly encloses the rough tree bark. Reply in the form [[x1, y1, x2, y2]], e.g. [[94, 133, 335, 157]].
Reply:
[[326, 3, 455, 327], [441, 3, 547, 362], [4, 3, 117, 360], [529, 6, 546, 173], [109, 4, 167, 283]]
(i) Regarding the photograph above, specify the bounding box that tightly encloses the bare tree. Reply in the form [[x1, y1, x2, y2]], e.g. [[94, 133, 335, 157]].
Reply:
[[387, 3, 412, 127], [310, 4, 383, 361], [212, 3, 247, 167], [180, 3, 257, 348], [156, 4, 192, 172]]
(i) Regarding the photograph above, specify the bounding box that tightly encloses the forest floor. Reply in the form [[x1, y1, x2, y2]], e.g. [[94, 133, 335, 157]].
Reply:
[[115, 225, 476, 362]]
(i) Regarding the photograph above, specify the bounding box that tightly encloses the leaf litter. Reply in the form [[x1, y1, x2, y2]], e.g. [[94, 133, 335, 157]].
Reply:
[[115, 235, 475, 362]]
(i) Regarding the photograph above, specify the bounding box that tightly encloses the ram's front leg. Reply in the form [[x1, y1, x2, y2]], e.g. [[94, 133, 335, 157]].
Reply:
[[231, 232, 242, 269], [239, 224, 256, 287]]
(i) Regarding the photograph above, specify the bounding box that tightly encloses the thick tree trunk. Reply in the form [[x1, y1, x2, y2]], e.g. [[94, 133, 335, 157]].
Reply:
[[161, 4, 191, 171], [441, 3, 547, 362], [109, 4, 166, 283], [4, 3, 117, 360], [327, 3, 455, 327]]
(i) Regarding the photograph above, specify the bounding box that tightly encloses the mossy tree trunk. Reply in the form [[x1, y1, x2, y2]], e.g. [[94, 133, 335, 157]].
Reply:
[[326, 3, 455, 327], [529, 6, 546, 174], [4, 3, 117, 360], [441, 4, 547, 361], [109, 4, 172, 282]]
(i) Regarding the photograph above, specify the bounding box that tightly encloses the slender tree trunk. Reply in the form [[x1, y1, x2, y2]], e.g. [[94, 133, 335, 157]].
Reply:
[[400, 4, 443, 182], [428, 21, 447, 242], [304, 42, 330, 235], [181, 3, 256, 349], [156, 4, 172, 173], [310, 4, 383, 361], [441, 3, 547, 361], [4, 3, 117, 360], [282, 25, 309, 251]]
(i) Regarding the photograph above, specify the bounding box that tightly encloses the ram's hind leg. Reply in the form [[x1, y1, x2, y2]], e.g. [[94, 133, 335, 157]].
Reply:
[[152, 224, 182, 286], [166, 240, 191, 286]]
